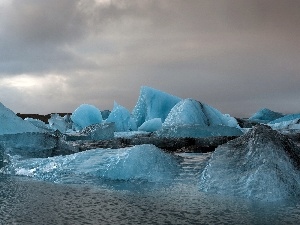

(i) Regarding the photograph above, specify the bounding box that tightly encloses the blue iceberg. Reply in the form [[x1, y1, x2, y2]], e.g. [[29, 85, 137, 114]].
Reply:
[[199, 125, 300, 201], [138, 118, 162, 132], [71, 104, 103, 130], [132, 86, 181, 128], [268, 113, 300, 124], [0, 102, 40, 135], [157, 98, 242, 138], [248, 108, 284, 123], [3, 144, 180, 184], [163, 98, 239, 128], [106, 102, 136, 132]]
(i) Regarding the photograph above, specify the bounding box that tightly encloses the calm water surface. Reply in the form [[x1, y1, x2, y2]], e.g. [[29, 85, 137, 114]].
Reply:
[[1, 153, 300, 225]]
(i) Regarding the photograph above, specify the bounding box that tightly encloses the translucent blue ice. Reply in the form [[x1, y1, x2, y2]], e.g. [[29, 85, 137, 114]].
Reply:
[[138, 118, 162, 132], [25, 118, 50, 131], [268, 113, 300, 124], [0, 102, 40, 135], [106, 102, 136, 132], [3, 144, 180, 183], [132, 86, 181, 128], [163, 98, 239, 128], [199, 125, 300, 201], [48, 114, 72, 133], [71, 104, 103, 130], [156, 124, 243, 138], [269, 118, 300, 130], [0, 132, 57, 159], [248, 108, 284, 123]]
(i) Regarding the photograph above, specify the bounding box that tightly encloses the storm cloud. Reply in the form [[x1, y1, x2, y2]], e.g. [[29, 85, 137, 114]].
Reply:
[[0, 0, 299, 117]]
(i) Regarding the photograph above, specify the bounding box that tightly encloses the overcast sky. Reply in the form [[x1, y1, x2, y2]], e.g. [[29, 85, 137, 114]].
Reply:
[[0, 0, 299, 117]]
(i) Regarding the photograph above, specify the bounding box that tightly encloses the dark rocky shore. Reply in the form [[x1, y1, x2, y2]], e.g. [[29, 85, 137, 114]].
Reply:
[[17, 113, 70, 123]]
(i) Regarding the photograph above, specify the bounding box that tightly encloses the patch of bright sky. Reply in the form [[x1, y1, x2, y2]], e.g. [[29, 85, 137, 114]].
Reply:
[[0, 74, 67, 90], [94, 0, 111, 5], [0, 0, 11, 6]]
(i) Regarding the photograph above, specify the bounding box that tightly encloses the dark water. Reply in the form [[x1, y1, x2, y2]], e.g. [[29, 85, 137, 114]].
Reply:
[[1, 153, 300, 225]]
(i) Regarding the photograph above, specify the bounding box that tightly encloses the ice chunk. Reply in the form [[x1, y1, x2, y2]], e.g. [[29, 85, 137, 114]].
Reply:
[[81, 123, 114, 140], [3, 144, 180, 184], [269, 118, 300, 130], [156, 124, 242, 138], [163, 99, 207, 126], [106, 102, 135, 132], [71, 104, 103, 130], [138, 118, 162, 132], [0, 144, 5, 168], [199, 125, 300, 201], [64, 123, 114, 141], [158, 99, 241, 138], [163, 99, 239, 128], [0, 132, 57, 159], [48, 114, 72, 133], [268, 113, 300, 124], [24, 118, 51, 131], [248, 108, 284, 123], [101, 110, 111, 120], [0, 102, 40, 135], [132, 86, 181, 127]]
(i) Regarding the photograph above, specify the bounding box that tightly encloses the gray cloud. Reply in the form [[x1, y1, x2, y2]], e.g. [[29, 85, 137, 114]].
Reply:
[[0, 0, 299, 117]]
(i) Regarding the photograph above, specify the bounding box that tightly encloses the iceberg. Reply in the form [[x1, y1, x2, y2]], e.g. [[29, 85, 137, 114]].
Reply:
[[138, 118, 162, 132], [157, 99, 241, 138], [132, 86, 181, 128], [199, 125, 300, 201], [0, 102, 40, 135], [163, 98, 239, 128], [81, 123, 114, 141], [3, 144, 180, 184], [48, 114, 72, 133], [268, 113, 300, 124], [0, 132, 58, 159], [269, 118, 300, 130], [71, 104, 103, 130], [64, 123, 115, 141], [106, 102, 135, 132], [248, 108, 284, 123], [156, 124, 242, 138], [24, 118, 51, 131]]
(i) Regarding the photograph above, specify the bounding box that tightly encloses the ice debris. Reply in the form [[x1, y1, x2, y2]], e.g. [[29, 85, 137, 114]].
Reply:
[[0, 132, 58, 159], [269, 118, 300, 130], [268, 113, 300, 125], [199, 125, 300, 201], [48, 114, 72, 133]]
